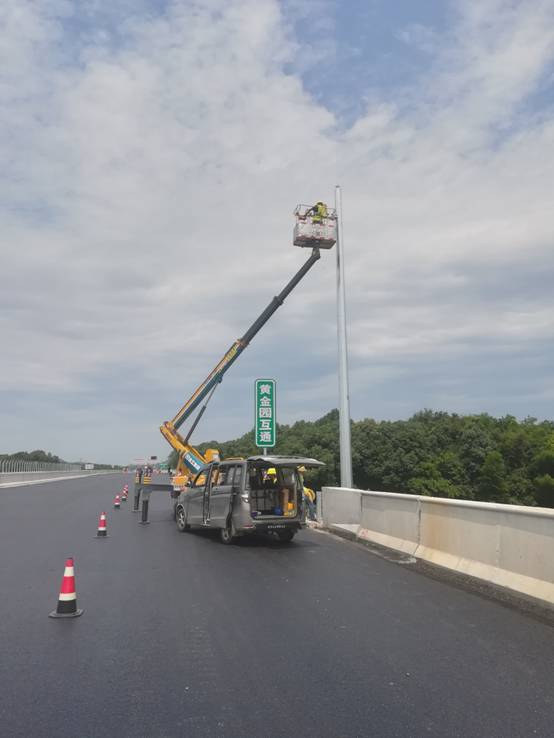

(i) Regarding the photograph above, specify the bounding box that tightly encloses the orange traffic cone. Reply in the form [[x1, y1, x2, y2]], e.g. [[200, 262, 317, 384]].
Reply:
[[121, 489, 127, 502], [96, 511, 108, 538], [114, 494, 121, 509], [49, 557, 83, 618]]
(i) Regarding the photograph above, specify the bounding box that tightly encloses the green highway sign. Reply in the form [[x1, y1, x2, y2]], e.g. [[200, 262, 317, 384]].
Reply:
[[255, 379, 276, 448]]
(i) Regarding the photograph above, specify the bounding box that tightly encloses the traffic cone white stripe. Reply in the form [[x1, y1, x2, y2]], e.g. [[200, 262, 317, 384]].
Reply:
[[58, 592, 77, 601], [64, 566, 75, 577]]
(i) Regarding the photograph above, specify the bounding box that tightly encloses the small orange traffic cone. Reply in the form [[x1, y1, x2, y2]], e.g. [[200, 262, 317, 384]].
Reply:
[[49, 557, 83, 618], [114, 494, 121, 509], [96, 512, 108, 538], [121, 488, 127, 502]]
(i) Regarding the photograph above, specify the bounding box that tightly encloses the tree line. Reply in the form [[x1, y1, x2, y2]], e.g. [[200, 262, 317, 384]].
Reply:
[[2, 450, 62, 463], [1, 450, 120, 470], [169, 409, 554, 508]]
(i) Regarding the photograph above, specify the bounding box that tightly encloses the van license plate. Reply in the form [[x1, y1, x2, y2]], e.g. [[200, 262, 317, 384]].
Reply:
[[267, 524, 286, 529]]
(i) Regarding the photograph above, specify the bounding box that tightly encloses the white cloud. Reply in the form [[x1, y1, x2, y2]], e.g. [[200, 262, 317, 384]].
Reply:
[[1, 0, 554, 461]]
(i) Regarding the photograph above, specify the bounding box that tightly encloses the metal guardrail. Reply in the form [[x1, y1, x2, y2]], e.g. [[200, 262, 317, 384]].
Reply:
[[0, 459, 81, 473]]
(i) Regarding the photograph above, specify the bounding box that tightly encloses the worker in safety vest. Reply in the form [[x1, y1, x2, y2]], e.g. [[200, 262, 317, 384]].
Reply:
[[306, 201, 328, 224], [303, 486, 316, 520], [263, 467, 278, 488], [298, 465, 317, 520]]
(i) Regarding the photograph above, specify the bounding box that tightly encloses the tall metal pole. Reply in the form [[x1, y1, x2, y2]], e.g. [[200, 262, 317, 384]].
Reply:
[[335, 185, 353, 488]]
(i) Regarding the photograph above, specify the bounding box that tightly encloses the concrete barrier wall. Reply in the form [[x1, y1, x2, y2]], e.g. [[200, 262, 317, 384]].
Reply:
[[359, 491, 420, 555], [320, 487, 361, 527], [321, 486, 554, 606], [0, 470, 117, 487]]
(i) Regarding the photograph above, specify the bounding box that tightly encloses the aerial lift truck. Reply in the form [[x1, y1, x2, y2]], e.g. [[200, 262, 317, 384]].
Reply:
[[135, 204, 337, 522]]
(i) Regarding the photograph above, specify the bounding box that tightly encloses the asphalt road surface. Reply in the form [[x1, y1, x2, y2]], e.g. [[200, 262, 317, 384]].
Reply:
[[0, 473, 553, 738]]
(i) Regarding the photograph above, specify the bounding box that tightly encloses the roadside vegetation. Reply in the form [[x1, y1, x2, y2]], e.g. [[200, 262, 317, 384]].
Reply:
[[0, 450, 119, 470], [1, 450, 63, 463], [170, 410, 554, 508]]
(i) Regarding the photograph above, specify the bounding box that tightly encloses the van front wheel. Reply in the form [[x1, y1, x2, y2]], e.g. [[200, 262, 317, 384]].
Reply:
[[220, 520, 236, 545], [176, 507, 189, 532]]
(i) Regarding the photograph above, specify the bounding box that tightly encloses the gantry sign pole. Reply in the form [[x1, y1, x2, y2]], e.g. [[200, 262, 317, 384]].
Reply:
[[335, 185, 353, 488]]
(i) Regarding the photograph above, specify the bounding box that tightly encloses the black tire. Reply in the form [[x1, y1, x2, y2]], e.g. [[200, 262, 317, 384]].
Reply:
[[220, 519, 236, 545], [277, 529, 295, 543], [176, 506, 189, 532]]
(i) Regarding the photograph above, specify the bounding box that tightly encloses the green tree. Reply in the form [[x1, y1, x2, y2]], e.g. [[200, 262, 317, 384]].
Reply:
[[532, 474, 554, 508], [477, 451, 507, 502], [159, 408, 554, 507], [530, 435, 554, 477], [408, 460, 460, 498]]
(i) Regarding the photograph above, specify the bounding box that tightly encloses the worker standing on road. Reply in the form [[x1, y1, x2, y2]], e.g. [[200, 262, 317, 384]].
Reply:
[[303, 486, 316, 520], [298, 466, 317, 520]]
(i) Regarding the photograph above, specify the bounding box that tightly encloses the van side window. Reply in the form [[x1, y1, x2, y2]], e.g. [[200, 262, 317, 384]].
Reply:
[[209, 465, 219, 486], [215, 466, 231, 486], [192, 471, 207, 488], [233, 465, 243, 488], [247, 467, 261, 490]]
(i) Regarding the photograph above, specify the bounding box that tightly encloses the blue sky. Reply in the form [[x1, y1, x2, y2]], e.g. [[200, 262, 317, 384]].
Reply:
[[1, 0, 554, 464], [284, 0, 451, 124]]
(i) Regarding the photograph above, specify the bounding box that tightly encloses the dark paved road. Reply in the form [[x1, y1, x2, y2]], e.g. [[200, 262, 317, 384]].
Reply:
[[0, 474, 553, 738]]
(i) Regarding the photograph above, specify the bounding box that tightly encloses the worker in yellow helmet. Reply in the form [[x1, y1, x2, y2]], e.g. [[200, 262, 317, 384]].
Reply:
[[303, 485, 316, 520], [298, 465, 317, 520], [263, 467, 278, 488], [306, 201, 328, 224]]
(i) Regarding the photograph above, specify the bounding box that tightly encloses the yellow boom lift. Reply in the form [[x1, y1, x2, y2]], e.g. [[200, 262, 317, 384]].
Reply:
[[160, 204, 337, 490]]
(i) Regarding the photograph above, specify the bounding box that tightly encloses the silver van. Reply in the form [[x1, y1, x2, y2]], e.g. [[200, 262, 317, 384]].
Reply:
[[174, 455, 323, 544]]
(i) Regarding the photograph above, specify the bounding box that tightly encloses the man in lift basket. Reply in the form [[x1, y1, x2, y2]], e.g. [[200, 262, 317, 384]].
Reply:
[[305, 201, 328, 223]]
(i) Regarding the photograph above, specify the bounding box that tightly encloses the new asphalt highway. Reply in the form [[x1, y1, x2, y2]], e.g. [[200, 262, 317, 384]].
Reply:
[[0, 473, 553, 737]]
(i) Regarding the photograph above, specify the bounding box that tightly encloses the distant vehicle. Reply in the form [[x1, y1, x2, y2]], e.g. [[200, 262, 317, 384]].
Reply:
[[83, 463, 94, 470], [174, 455, 323, 544]]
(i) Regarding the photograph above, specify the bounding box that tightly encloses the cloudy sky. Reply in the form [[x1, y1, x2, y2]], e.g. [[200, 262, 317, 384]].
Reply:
[[1, 0, 554, 464]]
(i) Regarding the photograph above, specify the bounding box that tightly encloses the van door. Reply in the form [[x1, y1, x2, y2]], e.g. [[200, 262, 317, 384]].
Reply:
[[202, 464, 219, 524], [210, 464, 241, 527], [187, 468, 210, 525]]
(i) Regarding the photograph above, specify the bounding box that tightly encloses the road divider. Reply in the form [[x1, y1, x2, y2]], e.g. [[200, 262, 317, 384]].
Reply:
[[321, 486, 554, 606]]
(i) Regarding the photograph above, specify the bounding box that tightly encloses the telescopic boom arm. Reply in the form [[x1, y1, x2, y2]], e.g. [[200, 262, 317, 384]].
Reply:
[[160, 247, 321, 471]]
